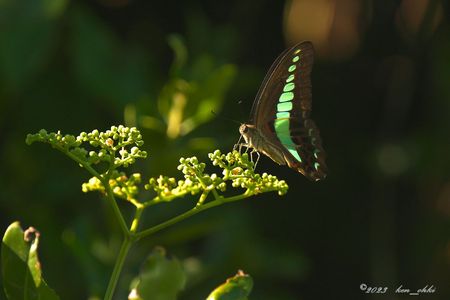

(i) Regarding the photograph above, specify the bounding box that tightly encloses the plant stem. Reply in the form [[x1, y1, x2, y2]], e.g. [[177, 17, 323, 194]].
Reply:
[[130, 206, 144, 233], [60, 144, 132, 298], [104, 183, 129, 236], [102, 184, 253, 298], [134, 192, 252, 241], [64, 146, 129, 235], [104, 236, 133, 300]]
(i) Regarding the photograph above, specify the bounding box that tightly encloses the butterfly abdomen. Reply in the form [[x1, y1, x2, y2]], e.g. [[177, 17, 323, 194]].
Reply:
[[240, 124, 286, 166]]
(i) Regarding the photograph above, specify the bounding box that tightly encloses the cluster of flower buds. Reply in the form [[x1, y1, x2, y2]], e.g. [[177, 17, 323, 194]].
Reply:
[[27, 126, 288, 207], [26, 126, 147, 168]]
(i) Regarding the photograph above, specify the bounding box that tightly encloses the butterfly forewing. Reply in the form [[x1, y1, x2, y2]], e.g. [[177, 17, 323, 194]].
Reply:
[[251, 41, 314, 125], [249, 41, 327, 180]]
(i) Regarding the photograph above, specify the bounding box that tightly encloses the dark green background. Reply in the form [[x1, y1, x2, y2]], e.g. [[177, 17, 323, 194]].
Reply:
[[1, 0, 449, 299]]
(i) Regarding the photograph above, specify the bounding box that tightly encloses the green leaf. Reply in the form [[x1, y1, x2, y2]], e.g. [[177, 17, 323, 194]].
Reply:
[[206, 270, 253, 300], [129, 247, 186, 300], [1, 221, 60, 300]]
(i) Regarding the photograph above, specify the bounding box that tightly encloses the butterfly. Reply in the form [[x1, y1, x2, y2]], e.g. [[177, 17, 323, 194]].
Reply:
[[237, 41, 327, 181]]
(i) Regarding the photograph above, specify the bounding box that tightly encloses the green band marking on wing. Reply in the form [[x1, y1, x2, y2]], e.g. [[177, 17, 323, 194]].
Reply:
[[274, 118, 302, 162], [286, 74, 295, 82], [279, 92, 294, 102], [276, 111, 290, 119], [277, 101, 293, 112], [283, 82, 295, 92]]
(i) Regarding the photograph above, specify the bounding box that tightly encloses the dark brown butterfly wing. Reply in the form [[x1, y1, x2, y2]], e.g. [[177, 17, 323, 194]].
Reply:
[[250, 41, 313, 124], [250, 41, 327, 180]]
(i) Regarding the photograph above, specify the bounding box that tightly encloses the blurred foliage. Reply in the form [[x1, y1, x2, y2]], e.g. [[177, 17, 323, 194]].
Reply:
[[1, 0, 450, 299], [129, 247, 186, 300], [0, 0, 67, 90], [69, 5, 149, 107], [130, 33, 237, 176]]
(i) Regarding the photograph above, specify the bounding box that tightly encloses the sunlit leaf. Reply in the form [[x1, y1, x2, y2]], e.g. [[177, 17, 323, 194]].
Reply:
[[206, 270, 253, 300], [1, 222, 59, 300]]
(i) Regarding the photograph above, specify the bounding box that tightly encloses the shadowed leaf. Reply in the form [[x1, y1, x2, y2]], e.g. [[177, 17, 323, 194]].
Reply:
[[129, 247, 186, 300]]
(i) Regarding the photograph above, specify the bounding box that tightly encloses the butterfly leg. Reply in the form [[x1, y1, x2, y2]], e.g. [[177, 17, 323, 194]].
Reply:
[[238, 143, 244, 153], [238, 143, 250, 154], [254, 151, 260, 169], [248, 149, 255, 163], [233, 135, 243, 151], [250, 150, 260, 169], [234, 135, 251, 155]]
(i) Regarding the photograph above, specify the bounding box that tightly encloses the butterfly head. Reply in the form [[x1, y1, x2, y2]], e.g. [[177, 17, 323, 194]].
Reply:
[[239, 124, 257, 143], [239, 123, 249, 135]]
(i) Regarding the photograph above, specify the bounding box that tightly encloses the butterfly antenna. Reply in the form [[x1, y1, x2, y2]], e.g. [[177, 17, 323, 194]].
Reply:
[[211, 110, 243, 150], [211, 110, 242, 125], [236, 99, 249, 121]]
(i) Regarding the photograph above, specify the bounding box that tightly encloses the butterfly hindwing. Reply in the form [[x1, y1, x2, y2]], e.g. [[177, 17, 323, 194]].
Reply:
[[286, 116, 327, 180]]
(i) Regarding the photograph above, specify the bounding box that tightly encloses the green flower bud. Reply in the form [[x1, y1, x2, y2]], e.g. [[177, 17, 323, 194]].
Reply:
[[91, 129, 99, 137]]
